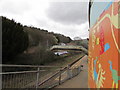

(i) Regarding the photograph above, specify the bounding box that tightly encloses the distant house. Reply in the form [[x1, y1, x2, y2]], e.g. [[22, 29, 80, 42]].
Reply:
[[73, 37, 82, 40]]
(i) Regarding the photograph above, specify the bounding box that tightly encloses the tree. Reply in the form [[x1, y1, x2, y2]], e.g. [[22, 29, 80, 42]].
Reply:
[[2, 16, 29, 63]]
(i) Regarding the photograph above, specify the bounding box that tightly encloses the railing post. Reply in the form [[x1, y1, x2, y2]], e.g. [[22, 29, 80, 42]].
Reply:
[[67, 65, 71, 79], [78, 66, 81, 73], [59, 69, 62, 85], [36, 67, 40, 90]]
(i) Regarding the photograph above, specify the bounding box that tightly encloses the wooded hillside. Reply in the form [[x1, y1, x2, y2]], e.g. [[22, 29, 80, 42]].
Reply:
[[2, 16, 72, 65]]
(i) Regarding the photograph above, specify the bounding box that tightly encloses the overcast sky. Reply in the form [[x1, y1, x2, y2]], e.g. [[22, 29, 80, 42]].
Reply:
[[0, 0, 89, 39]]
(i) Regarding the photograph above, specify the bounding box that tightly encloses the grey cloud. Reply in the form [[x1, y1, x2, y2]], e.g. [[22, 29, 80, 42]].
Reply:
[[46, 2, 88, 25], [0, 0, 89, 39]]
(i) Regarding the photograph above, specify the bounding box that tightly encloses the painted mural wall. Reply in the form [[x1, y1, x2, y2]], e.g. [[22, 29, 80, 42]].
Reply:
[[88, 1, 120, 88]]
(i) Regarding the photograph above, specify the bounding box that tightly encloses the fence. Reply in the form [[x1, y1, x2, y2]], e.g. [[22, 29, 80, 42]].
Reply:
[[38, 55, 84, 88], [1, 55, 84, 89], [38, 65, 82, 88], [1, 64, 61, 89]]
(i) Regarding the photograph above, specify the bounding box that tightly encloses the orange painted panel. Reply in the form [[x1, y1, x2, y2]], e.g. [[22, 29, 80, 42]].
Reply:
[[88, 1, 120, 88]]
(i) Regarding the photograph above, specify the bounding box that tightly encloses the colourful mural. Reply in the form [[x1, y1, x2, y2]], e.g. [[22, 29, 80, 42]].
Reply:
[[88, 1, 120, 88]]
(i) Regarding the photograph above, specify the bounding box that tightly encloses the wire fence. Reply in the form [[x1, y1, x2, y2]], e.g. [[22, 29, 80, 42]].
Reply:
[[1, 55, 84, 89]]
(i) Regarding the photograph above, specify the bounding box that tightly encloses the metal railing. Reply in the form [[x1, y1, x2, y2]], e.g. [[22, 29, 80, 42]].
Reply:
[[38, 55, 84, 88], [38, 65, 82, 88], [1, 55, 84, 89], [1, 64, 61, 89]]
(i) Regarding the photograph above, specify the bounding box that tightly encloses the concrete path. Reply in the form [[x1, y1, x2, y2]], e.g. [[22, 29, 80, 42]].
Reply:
[[55, 55, 88, 88]]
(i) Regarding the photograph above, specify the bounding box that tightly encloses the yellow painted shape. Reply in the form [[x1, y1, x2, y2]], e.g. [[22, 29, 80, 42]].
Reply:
[[96, 63, 106, 88], [116, 83, 118, 89], [112, 81, 115, 89], [96, 38, 100, 45]]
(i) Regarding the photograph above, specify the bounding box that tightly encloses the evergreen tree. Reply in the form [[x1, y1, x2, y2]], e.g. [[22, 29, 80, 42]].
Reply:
[[2, 16, 29, 63]]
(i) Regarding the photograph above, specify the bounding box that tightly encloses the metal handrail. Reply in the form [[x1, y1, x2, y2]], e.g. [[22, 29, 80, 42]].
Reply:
[[38, 67, 67, 86], [38, 55, 85, 88], [1, 70, 46, 75], [0, 64, 62, 68], [1, 55, 86, 89], [69, 55, 84, 67]]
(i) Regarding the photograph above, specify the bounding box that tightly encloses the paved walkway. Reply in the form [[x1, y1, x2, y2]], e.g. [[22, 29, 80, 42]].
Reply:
[[55, 55, 88, 88]]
